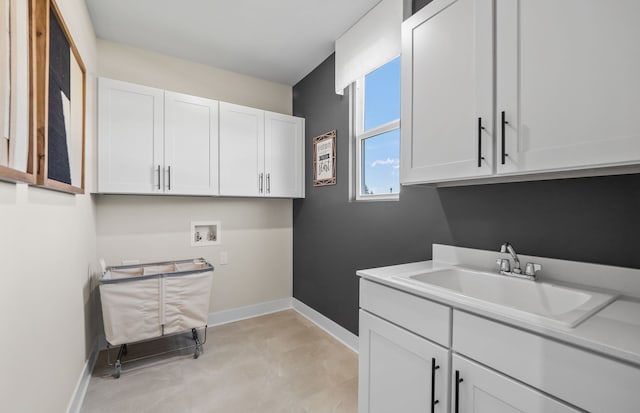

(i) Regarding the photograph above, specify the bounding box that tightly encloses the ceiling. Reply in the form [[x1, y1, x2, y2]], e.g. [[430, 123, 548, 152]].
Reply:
[[85, 0, 382, 86]]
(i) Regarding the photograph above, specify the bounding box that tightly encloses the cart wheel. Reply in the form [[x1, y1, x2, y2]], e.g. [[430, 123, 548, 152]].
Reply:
[[194, 346, 201, 359], [113, 361, 121, 379]]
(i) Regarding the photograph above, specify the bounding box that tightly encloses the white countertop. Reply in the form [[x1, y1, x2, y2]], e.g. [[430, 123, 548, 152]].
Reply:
[[357, 260, 640, 367]]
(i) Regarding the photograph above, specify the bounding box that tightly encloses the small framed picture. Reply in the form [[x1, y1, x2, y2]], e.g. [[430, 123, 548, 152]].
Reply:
[[313, 130, 336, 186]]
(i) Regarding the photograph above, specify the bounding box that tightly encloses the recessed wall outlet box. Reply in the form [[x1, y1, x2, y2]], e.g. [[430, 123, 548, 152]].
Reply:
[[191, 221, 221, 247]]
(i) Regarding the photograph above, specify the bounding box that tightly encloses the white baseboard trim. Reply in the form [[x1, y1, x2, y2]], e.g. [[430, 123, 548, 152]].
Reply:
[[206, 297, 359, 353], [292, 298, 359, 353], [207, 297, 293, 327], [66, 342, 99, 413]]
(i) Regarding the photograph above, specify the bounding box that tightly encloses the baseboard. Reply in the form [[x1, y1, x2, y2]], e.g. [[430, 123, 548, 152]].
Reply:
[[66, 342, 99, 413], [292, 298, 359, 353], [207, 297, 293, 326], [206, 297, 359, 353]]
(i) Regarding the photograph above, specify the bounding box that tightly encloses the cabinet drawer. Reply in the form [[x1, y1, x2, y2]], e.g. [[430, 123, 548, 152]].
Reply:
[[453, 310, 640, 412], [360, 279, 451, 347]]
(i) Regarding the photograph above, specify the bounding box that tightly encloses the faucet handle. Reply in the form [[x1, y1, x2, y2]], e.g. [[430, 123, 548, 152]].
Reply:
[[496, 258, 511, 273], [524, 262, 542, 277]]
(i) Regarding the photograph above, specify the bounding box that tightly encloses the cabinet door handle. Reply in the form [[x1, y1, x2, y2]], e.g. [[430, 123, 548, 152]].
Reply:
[[266, 173, 271, 194], [477, 117, 486, 168], [157, 165, 161, 190], [431, 358, 440, 413], [167, 166, 171, 191], [259, 173, 264, 193], [455, 370, 464, 413], [501, 111, 509, 165]]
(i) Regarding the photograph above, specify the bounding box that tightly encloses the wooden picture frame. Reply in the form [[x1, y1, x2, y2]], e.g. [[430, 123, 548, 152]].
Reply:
[[0, 0, 37, 184], [313, 130, 337, 186], [33, 0, 86, 193]]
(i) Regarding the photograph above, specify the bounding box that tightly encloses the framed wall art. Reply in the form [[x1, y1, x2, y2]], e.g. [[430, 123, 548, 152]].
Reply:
[[33, 0, 86, 193], [313, 130, 336, 186], [0, 0, 37, 184]]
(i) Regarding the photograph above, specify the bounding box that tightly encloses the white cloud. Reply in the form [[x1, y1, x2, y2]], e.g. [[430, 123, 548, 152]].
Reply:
[[371, 158, 399, 168]]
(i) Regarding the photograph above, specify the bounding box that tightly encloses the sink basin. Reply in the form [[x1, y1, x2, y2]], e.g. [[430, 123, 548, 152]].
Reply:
[[394, 267, 616, 328]]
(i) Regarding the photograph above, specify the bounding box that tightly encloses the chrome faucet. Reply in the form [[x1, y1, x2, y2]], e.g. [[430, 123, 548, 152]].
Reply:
[[496, 242, 542, 281], [500, 242, 522, 274]]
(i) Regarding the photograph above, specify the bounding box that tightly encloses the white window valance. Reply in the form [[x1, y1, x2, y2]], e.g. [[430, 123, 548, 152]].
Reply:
[[334, 0, 402, 95]]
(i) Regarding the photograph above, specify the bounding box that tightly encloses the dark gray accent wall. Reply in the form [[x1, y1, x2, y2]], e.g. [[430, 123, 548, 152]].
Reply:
[[293, 54, 640, 336], [413, 0, 434, 14], [292, 54, 453, 335]]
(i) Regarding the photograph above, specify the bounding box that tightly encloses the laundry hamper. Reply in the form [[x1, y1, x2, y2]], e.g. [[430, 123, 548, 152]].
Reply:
[[99, 258, 214, 378]]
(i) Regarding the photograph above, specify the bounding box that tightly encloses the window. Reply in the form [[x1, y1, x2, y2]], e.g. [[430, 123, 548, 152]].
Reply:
[[352, 56, 401, 200]]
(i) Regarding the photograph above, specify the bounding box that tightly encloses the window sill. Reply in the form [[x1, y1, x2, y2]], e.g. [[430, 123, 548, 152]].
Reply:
[[353, 193, 399, 202]]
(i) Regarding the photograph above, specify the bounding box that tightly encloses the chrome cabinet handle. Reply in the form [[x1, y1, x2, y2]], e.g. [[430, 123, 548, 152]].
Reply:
[[266, 173, 271, 194], [157, 165, 161, 190], [167, 166, 171, 191], [478, 117, 486, 168], [259, 173, 264, 193], [431, 358, 440, 413]]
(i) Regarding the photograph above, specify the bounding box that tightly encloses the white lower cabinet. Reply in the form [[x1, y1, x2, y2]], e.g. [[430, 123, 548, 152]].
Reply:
[[359, 279, 640, 413], [452, 355, 578, 413], [359, 310, 449, 413]]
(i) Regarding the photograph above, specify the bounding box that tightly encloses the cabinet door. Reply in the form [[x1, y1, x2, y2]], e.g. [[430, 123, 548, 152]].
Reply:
[[164, 92, 219, 195], [496, 0, 640, 175], [359, 310, 449, 413], [401, 0, 493, 184], [264, 112, 304, 198], [452, 355, 578, 413], [219, 102, 265, 196], [98, 78, 164, 193]]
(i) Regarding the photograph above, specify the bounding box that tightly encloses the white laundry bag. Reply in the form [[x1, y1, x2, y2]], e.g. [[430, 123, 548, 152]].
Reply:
[[99, 259, 213, 346]]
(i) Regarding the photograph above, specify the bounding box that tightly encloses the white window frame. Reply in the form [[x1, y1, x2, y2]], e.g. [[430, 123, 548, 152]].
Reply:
[[351, 76, 401, 202]]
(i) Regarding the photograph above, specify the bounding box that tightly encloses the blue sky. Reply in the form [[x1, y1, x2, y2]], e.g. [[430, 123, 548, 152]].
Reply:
[[362, 57, 401, 195]]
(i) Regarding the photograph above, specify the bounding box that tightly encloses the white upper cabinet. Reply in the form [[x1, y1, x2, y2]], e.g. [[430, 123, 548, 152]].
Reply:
[[401, 0, 494, 184], [403, 0, 640, 184], [219, 103, 305, 198], [264, 112, 304, 198], [98, 79, 219, 195], [219, 102, 265, 197], [98, 79, 304, 197], [496, 0, 640, 175], [164, 92, 219, 195], [98, 78, 164, 194]]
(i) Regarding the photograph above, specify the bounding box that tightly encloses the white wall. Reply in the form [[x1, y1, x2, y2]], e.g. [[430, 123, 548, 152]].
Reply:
[[0, 0, 98, 412], [97, 39, 292, 114], [96, 196, 293, 312], [94, 42, 294, 317]]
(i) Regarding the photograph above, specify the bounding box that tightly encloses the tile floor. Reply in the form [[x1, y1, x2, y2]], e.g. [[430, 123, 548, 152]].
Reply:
[[81, 310, 358, 412]]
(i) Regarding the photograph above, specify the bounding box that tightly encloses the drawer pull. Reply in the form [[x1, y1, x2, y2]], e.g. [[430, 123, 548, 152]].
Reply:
[[431, 357, 440, 412]]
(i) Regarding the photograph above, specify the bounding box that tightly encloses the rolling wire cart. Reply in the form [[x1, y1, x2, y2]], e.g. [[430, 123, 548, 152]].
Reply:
[[99, 259, 214, 378]]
